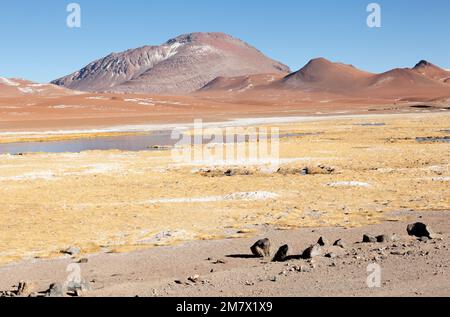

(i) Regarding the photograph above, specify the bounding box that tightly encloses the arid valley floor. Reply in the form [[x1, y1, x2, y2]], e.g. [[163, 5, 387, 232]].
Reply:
[[0, 111, 449, 296]]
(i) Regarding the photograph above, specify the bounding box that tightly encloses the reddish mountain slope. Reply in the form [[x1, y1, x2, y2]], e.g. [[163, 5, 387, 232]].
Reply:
[[52, 32, 290, 95], [412, 60, 450, 84]]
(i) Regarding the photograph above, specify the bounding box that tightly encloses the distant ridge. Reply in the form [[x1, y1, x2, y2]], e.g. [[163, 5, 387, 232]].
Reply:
[[201, 57, 450, 100]]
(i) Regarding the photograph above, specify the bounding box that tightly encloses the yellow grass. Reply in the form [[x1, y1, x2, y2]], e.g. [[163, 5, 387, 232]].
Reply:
[[0, 113, 449, 265]]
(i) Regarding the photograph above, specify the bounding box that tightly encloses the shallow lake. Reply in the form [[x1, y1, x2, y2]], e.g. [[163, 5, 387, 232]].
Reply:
[[0, 131, 316, 155], [0, 131, 177, 155]]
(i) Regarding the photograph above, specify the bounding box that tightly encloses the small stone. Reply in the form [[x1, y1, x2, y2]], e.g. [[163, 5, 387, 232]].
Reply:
[[61, 246, 81, 256], [302, 244, 322, 259], [272, 245, 289, 262], [77, 258, 88, 264], [46, 283, 64, 297], [251, 238, 271, 258], [363, 234, 377, 243], [73, 289, 83, 297], [407, 222, 435, 239], [66, 280, 90, 293], [224, 169, 234, 177], [325, 252, 337, 259], [317, 237, 328, 246], [376, 235, 392, 243], [333, 239, 346, 249], [419, 236, 430, 242], [1, 291, 14, 297], [188, 275, 200, 283], [300, 266, 312, 273], [16, 281, 33, 297]]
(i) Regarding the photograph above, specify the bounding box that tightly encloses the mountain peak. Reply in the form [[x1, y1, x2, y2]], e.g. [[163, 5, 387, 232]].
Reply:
[[308, 57, 332, 63], [166, 32, 233, 44], [414, 60, 435, 69], [412, 59, 450, 83], [283, 57, 372, 88], [52, 33, 290, 94]]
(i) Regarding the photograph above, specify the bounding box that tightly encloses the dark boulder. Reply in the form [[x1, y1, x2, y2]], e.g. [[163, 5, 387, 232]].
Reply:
[[250, 238, 271, 258], [333, 239, 346, 249], [363, 234, 377, 243], [302, 244, 322, 259], [317, 237, 328, 247], [272, 245, 289, 262], [407, 223, 435, 239]]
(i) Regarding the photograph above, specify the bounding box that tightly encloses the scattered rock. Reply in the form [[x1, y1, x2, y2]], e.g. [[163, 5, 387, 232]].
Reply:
[[302, 244, 322, 259], [1, 281, 34, 297], [250, 238, 271, 258], [66, 280, 90, 293], [272, 245, 289, 262], [376, 235, 393, 243], [333, 239, 346, 249], [46, 283, 64, 297], [188, 275, 200, 283], [224, 169, 235, 177], [407, 223, 435, 239], [298, 265, 312, 273], [325, 252, 337, 259], [0, 290, 15, 297], [363, 234, 378, 243], [77, 258, 89, 264], [16, 281, 33, 297], [73, 289, 84, 297], [317, 164, 335, 174], [61, 246, 81, 256], [317, 237, 328, 247]]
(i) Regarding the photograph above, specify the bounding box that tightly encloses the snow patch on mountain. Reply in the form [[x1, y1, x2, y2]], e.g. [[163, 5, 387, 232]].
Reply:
[[0, 77, 20, 87]]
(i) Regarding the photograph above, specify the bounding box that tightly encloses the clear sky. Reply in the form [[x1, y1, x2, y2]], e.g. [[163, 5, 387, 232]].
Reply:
[[0, 0, 449, 83]]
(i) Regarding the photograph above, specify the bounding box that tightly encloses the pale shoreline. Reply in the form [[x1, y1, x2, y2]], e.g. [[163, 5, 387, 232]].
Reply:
[[1, 111, 448, 137]]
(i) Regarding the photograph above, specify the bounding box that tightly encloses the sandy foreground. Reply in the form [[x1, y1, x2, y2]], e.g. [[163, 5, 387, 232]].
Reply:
[[0, 112, 449, 296], [0, 210, 449, 297]]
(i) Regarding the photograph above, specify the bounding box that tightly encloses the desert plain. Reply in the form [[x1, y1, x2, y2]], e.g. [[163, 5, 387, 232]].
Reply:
[[0, 109, 449, 296]]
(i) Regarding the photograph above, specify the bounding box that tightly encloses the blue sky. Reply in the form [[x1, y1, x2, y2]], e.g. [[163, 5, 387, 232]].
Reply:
[[0, 0, 449, 82]]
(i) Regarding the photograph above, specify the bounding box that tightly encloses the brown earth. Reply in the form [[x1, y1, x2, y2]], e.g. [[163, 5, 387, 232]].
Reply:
[[0, 210, 449, 297]]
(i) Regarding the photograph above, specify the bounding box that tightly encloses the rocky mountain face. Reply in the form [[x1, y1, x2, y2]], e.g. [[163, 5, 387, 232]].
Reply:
[[52, 32, 290, 95]]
